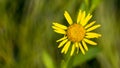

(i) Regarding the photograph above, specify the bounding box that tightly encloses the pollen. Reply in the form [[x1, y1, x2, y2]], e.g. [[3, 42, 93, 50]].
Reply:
[[67, 24, 86, 42]]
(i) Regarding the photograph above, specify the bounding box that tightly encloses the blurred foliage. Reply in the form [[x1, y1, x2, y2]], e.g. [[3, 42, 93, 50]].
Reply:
[[0, 0, 119, 68]]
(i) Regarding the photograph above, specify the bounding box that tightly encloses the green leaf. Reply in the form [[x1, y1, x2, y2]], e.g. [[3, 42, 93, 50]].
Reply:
[[89, 0, 101, 12], [73, 46, 101, 66], [42, 51, 55, 68]]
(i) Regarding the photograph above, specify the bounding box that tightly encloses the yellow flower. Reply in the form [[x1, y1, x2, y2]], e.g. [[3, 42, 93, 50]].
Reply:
[[52, 10, 101, 56]]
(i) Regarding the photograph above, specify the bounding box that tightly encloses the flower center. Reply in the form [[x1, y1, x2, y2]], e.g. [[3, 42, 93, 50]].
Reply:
[[67, 24, 86, 42]]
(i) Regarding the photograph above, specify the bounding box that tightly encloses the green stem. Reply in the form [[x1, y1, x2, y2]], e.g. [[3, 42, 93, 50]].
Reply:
[[61, 56, 74, 68]]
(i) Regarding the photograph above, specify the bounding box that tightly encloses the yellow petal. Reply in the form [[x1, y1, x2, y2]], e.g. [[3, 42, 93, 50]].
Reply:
[[64, 11, 73, 25], [82, 40, 88, 51], [79, 43, 85, 55], [54, 29, 66, 34], [64, 41, 71, 54], [53, 23, 67, 30], [70, 44, 75, 56], [85, 21, 96, 29], [58, 39, 68, 48], [83, 38, 97, 45], [80, 11, 86, 25], [61, 41, 71, 54], [86, 25, 101, 32], [75, 42, 79, 54], [56, 36, 67, 42], [82, 14, 92, 26], [52, 26, 63, 30], [85, 36, 101, 38], [77, 10, 82, 23], [85, 32, 101, 38]]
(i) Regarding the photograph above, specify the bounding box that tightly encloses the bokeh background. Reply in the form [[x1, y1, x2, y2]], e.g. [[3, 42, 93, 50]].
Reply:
[[0, 0, 120, 68]]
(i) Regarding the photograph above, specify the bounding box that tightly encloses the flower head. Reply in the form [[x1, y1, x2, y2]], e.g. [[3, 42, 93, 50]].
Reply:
[[52, 10, 101, 56]]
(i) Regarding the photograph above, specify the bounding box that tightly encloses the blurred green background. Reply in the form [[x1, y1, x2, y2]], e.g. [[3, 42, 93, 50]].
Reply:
[[0, 0, 120, 68]]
